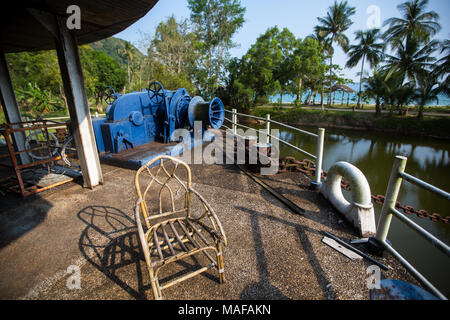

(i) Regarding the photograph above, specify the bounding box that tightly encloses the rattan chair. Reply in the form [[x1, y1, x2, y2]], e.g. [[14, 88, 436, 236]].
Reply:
[[134, 155, 227, 300]]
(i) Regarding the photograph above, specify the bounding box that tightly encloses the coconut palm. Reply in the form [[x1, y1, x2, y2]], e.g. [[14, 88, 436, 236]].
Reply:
[[383, 0, 440, 49], [383, 38, 438, 85], [363, 70, 386, 116], [123, 42, 134, 86], [346, 29, 384, 108], [315, 0, 355, 106], [414, 71, 441, 118], [434, 40, 450, 97], [308, 28, 333, 110]]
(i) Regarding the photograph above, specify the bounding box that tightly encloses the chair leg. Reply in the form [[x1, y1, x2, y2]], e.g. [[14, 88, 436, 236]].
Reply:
[[149, 269, 163, 300], [216, 243, 225, 284]]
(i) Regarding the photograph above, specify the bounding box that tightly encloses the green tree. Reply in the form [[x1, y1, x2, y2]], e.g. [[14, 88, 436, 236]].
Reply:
[[273, 28, 299, 105], [414, 71, 441, 118], [307, 29, 333, 109], [120, 41, 134, 87], [80, 47, 126, 112], [315, 0, 355, 105], [383, 0, 441, 50], [345, 29, 384, 108], [292, 37, 326, 106], [238, 26, 283, 103], [434, 40, 450, 97], [187, 0, 246, 98], [383, 38, 438, 84], [149, 16, 198, 77]]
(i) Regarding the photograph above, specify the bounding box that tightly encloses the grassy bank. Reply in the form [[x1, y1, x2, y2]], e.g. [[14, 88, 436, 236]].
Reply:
[[252, 106, 450, 139]]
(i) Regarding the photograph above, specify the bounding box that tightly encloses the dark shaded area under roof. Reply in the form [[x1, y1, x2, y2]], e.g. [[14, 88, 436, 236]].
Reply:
[[0, 0, 158, 53]]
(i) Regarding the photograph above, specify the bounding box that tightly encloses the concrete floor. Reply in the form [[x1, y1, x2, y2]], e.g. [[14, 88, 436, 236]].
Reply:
[[0, 151, 418, 300]]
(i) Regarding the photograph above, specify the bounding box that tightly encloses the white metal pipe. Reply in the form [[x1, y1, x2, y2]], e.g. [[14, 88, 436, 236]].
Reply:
[[391, 207, 450, 257], [232, 108, 237, 135], [382, 241, 447, 300], [315, 128, 325, 184], [375, 156, 407, 242], [399, 171, 450, 200]]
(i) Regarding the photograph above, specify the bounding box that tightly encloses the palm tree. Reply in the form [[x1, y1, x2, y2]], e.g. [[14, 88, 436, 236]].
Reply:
[[346, 29, 384, 108], [123, 42, 134, 86], [307, 29, 332, 110], [414, 71, 441, 118], [315, 0, 355, 106], [363, 69, 387, 116], [392, 82, 415, 115], [383, 38, 438, 85], [383, 0, 441, 49], [434, 40, 450, 97]]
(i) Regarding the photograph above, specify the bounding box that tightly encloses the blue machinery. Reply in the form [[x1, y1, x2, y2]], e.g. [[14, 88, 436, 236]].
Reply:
[[91, 81, 225, 168]]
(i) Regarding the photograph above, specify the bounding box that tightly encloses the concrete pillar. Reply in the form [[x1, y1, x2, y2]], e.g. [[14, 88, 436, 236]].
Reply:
[[54, 18, 103, 188], [0, 47, 31, 165], [28, 9, 103, 188]]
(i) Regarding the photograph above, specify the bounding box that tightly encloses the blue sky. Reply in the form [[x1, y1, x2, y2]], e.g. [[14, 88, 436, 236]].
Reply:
[[115, 0, 450, 82]]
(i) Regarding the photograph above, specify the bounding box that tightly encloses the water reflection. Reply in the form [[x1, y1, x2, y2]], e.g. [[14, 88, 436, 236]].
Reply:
[[267, 124, 450, 296]]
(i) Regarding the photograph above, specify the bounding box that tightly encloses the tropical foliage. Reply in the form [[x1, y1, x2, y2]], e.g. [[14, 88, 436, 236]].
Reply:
[[1, 0, 448, 120]]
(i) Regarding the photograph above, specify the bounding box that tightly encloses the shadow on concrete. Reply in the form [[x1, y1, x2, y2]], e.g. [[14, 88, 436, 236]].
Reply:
[[77, 205, 220, 300], [236, 206, 338, 300], [77, 205, 151, 300], [0, 192, 52, 249]]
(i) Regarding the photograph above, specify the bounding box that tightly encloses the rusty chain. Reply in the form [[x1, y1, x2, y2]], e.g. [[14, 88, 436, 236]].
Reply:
[[279, 156, 449, 224]]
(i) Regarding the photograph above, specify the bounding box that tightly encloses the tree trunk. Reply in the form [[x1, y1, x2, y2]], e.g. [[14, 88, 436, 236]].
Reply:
[[357, 54, 365, 109], [59, 84, 68, 110], [329, 54, 333, 106], [346, 92, 350, 107], [375, 97, 381, 116], [321, 82, 324, 111], [96, 94, 103, 113], [127, 59, 131, 86], [418, 105, 424, 119], [298, 77, 303, 106]]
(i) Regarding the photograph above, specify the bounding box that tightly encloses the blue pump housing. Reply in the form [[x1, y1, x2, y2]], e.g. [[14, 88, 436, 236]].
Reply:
[[91, 85, 224, 154]]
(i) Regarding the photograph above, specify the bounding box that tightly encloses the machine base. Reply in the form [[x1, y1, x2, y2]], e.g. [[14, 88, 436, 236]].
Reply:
[[99, 130, 216, 170]]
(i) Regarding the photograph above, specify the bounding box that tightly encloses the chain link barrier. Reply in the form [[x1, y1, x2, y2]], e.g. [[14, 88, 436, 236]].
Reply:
[[279, 156, 449, 224]]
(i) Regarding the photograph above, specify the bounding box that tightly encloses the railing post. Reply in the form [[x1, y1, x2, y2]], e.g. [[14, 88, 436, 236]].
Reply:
[[375, 155, 408, 243], [311, 127, 325, 190], [232, 108, 237, 135], [265, 114, 270, 144]]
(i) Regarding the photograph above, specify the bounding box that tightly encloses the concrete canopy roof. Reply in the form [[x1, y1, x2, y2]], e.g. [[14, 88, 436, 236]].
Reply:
[[0, 0, 158, 53]]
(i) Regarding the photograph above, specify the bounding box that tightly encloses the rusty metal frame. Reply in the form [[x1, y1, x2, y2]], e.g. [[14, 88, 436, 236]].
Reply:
[[0, 120, 78, 197]]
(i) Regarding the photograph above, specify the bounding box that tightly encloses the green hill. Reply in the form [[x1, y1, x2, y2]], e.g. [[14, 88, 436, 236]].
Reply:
[[88, 37, 145, 67]]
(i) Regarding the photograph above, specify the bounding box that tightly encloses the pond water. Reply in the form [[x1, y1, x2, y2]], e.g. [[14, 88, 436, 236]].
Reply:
[[260, 124, 450, 297]]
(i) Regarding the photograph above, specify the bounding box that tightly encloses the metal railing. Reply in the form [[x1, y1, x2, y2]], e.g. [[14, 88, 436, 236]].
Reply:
[[222, 108, 325, 187], [375, 155, 450, 300]]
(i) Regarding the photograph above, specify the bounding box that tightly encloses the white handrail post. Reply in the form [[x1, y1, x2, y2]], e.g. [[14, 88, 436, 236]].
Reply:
[[375, 155, 408, 243], [311, 128, 325, 190], [232, 108, 237, 135], [266, 114, 270, 144]]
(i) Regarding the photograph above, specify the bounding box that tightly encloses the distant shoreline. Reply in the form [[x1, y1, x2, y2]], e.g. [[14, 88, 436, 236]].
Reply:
[[250, 106, 450, 140]]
